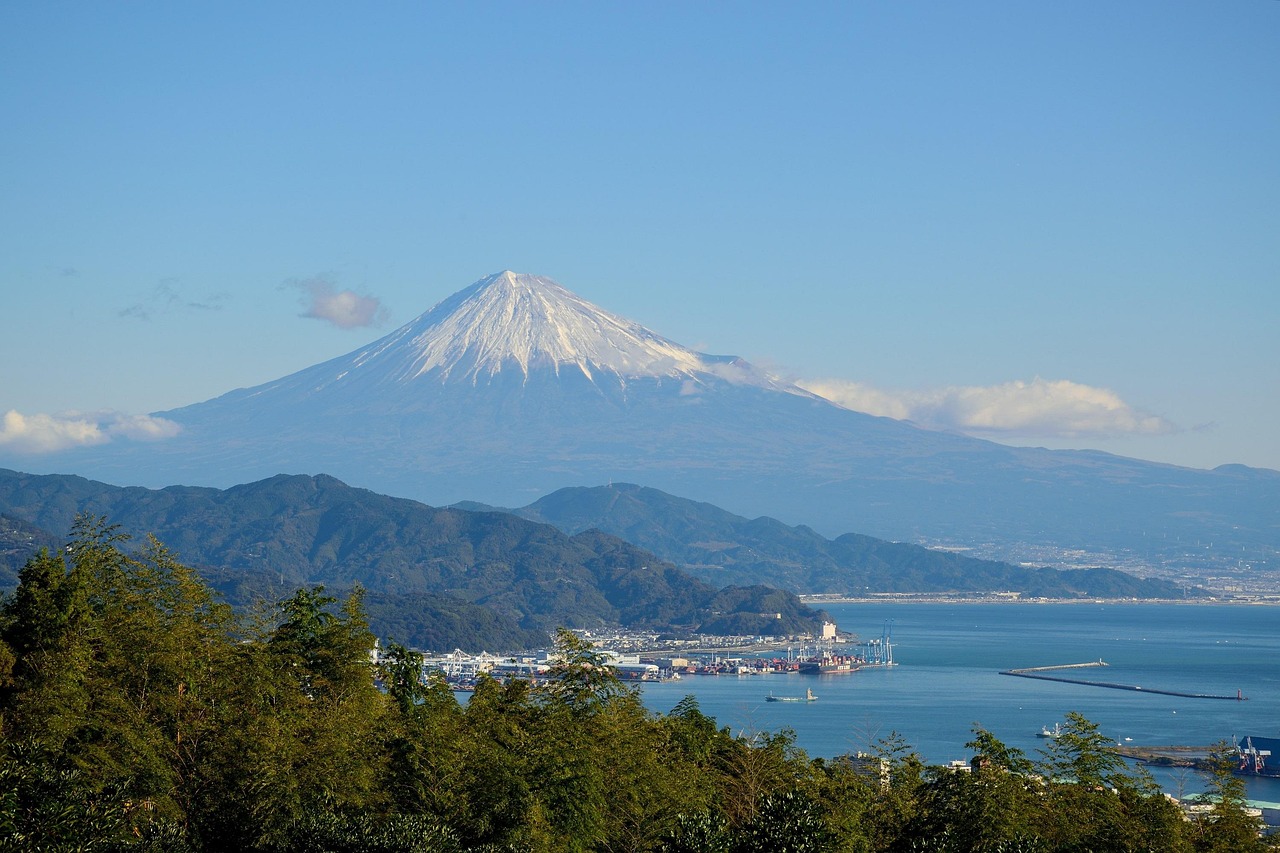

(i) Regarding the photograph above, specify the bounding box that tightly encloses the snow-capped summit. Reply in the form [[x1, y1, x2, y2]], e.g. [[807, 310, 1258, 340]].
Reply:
[[382, 270, 715, 383], [257, 270, 795, 399], [403, 270, 711, 382]]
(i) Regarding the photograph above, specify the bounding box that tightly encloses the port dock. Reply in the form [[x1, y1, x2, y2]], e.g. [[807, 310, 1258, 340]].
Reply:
[[1008, 660, 1110, 673], [1000, 661, 1246, 701]]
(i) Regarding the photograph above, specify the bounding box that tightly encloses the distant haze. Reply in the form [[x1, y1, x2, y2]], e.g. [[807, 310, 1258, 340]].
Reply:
[[4, 271, 1274, 579]]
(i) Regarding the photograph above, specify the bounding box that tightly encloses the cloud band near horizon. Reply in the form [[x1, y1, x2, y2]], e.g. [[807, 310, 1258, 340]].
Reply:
[[0, 410, 182, 454], [2, 375, 1174, 456], [797, 376, 1175, 439]]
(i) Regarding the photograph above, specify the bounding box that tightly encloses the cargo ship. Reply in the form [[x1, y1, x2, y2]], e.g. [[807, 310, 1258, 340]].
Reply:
[[798, 653, 862, 675], [766, 688, 818, 702]]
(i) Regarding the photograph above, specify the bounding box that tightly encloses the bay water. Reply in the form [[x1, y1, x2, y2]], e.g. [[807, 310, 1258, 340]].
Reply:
[[638, 602, 1280, 800]]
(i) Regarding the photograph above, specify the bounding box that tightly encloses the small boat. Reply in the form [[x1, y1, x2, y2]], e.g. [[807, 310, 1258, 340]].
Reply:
[[1037, 722, 1064, 738], [766, 688, 817, 703]]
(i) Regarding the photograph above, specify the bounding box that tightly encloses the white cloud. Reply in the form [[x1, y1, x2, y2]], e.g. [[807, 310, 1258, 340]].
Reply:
[[104, 412, 183, 441], [288, 276, 389, 330], [0, 410, 181, 454], [703, 360, 764, 385], [798, 377, 1175, 439], [0, 411, 106, 453], [797, 380, 914, 421]]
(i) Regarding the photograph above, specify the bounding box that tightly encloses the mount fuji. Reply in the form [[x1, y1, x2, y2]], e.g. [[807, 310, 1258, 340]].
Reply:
[[11, 270, 1278, 571]]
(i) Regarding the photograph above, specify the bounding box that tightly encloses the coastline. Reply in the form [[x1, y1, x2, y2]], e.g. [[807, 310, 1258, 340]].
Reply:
[[800, 594, 1280, 606], [638, 603, 1280, 796]]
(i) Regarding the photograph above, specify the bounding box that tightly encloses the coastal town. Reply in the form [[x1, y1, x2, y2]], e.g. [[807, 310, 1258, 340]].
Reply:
[[383, 619, 898, 691]]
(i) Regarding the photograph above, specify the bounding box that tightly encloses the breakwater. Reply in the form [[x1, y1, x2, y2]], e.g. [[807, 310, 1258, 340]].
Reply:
[[1000, 662, 1246, 701], [1009, 660, 1110, 672]]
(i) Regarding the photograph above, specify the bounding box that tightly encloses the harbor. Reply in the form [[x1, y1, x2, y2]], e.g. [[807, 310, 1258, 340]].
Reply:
[[637, 602, 1280, 803], [1111, 737, 1279, 780], [395, 619, 897, 691], [396, 604, 1280, 803]]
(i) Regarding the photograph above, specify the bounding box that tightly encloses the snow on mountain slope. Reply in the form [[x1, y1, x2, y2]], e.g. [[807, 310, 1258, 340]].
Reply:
[[250, 271, 804, 402], [396, 270, 708, 382]]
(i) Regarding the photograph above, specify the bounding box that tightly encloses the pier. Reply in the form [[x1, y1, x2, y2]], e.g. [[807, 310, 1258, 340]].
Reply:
[[1007, 660, 1109, 673], [1000, 662, 1246, 701]]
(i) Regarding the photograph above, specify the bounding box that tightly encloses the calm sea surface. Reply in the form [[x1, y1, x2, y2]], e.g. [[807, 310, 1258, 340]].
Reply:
[[638, 603, 1280, 800]]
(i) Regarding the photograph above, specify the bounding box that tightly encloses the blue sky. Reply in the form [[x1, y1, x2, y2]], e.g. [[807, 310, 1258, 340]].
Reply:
[[2, 2, 1277, 471]]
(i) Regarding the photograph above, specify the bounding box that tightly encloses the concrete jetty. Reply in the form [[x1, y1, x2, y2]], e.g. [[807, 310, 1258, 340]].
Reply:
[[999, 663, 1246, 701], [1006, 660, 1109, 673]]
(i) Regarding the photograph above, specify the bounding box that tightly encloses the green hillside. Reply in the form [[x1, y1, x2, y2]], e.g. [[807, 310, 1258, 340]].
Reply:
[[0, 469, 826, 649], [516, 483, 1191, 598]]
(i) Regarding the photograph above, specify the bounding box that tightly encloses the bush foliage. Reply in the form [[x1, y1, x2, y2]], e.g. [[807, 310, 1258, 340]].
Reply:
[[0, 518, 1269, 852]]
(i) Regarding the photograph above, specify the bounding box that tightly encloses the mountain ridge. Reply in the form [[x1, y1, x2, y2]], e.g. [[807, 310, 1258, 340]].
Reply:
[[0, 468, 829, 649], [508, 483, 1192, 599], [4, 271, 1276, 574]]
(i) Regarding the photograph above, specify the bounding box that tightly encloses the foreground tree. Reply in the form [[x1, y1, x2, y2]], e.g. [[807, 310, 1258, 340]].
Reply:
[[1, 519, 241, 836], [0, 546, 90, 757], [1034, 711, 1196, 853], [189, 585, 389, 851], [377, 641, 466, 822], [908, 728, 1042, 851], [1190, 743, 1268, 853], [0, 520, 1268, 851]]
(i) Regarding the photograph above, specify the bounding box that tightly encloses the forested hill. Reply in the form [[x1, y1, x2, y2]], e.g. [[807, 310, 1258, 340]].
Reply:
[[0, 469, 826, 649], [513, 483, 1191, 599], [1, 530, 1257, 851], [0, 513, 59, 582]]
